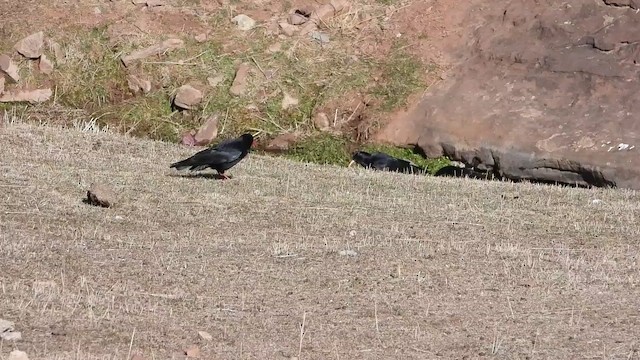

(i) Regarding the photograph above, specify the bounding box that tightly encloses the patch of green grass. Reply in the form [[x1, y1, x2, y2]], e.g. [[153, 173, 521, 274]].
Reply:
[[370, 42, 424, 111], [286, 133, 352, 166], [282, 132, 451, 174], [94, 91, 182, 141], [360, 143, 452, 174], [54, 26, 130, 110]]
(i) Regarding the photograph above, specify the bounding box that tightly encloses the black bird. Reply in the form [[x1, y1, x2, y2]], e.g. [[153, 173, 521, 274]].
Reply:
[[170, 133, 255, 179], [348, 151, 426, 175]]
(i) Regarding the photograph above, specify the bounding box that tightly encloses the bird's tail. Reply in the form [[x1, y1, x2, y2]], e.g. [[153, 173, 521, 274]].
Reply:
[[169, 159, 192, 170]]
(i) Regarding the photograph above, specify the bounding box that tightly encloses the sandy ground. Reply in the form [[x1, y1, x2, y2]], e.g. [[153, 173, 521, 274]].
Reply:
[[1, 121, 640, 359]]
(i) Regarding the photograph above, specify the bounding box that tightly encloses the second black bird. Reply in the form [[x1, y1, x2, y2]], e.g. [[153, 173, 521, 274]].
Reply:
[[170, 133, 255, 179], [349, 151, 426, 175]]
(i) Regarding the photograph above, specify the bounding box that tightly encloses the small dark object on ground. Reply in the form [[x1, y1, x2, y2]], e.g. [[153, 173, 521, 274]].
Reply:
[[85, 183, 116, 208], [295, 9, 311, 17]]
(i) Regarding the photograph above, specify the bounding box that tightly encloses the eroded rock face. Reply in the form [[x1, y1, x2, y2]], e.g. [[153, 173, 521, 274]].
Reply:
[[377, 1, 640, 189]]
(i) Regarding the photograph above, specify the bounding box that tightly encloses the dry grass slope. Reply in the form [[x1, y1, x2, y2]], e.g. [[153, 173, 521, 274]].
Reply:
[[1, 121, 640, 359]]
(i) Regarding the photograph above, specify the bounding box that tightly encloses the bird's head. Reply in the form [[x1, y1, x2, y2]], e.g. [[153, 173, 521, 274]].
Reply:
[[239, 133, 256, 149], [349, 151, 373, 168]]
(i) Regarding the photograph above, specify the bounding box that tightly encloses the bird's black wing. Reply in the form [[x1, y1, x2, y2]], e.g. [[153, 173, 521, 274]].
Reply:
[[170, 146, 241, 171], [371, 152, 425, 174], [371, 153, 402, 171], [215, 136, 247, 152]]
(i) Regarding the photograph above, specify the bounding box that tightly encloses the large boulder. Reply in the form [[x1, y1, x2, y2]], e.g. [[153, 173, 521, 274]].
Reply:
[[377, 0, 640, 189]]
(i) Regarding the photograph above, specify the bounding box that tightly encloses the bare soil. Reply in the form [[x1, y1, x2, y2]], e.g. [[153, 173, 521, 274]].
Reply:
[[2, 121, 640, 359]]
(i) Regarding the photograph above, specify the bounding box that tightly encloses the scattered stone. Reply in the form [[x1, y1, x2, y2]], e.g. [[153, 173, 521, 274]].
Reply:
[[299, 0, 350, 35], [184, 345, 201, 358], [181, 129, 197, 146], [0, 88, 52, 104], [310, 31, 330, 44], [207, 75, 224, 87], [38, 54, 54, 74], [288, 13, 308, 25], [86, 183, 116, 208], [121, 38, 184, 67], [198, 330, 213, 341], [173, 85, 203, 110], [127, 74, 152, 94], [313, 112, 331, 130], [0, 54, 21, 82], [281, 92, 299, 110], [229, 63, 251, 96], [8, 350, 28, 360], [232, 14, 256, 31], [265, 132, 300, 152], [267, 42, 282, 53], [0, 319, 21, 341], [46, 39, 65, 64], [194, 33, 207, 43], [295, 8, 312, 17], [339, 249, 358, 256], [14, 31, 44, 59], [194, 114, 219, 146], [279, 22, 297, 37], [0, 77, 4, 95], [265, 20, 282, 36], [146, 0, 165, 6]]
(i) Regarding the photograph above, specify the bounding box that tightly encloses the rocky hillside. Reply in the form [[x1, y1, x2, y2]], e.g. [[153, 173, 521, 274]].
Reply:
[[0, 0, 454, 170]]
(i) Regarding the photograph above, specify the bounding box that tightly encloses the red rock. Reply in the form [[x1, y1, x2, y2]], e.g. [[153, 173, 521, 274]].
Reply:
[[376, 0, 640, 190], [173, 85, 202, 110], [86, 183, 116, 208], [194, 115, 219, 146], [180, 130, 197, 146], [38, 55, 54, 74], [0, 89, 52, 104], [265, 132, 301, 152], [229, 63, 251, 96], [14, 31, 44, 59], [0, 54, 20, 82]]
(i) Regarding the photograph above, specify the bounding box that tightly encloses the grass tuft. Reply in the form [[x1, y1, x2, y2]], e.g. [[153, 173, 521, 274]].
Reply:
[[286, 132, 352, 165], [370, 41, 427, 111]]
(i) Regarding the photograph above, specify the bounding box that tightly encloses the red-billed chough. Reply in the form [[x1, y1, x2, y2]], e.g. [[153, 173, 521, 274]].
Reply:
[[170, 133, 255, 179], [348, 151, 426, 175]]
